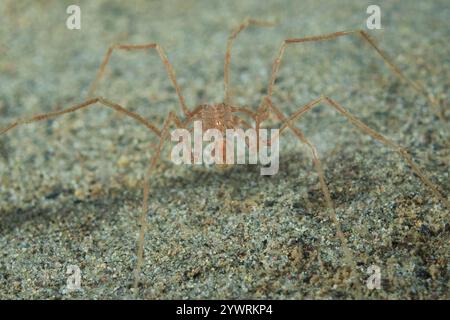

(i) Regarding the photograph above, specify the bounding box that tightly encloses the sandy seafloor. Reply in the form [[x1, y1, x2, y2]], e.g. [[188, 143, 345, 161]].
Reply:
[[0, 0, 448, 299]]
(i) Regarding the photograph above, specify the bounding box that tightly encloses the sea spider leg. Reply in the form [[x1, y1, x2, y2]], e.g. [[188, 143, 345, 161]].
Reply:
[[133, 110, 199, 294], [259, 95, 448, 293], [0, 97, 161, 137], [224, 18, 276, 105], [0, 94, 200, 296], [267, 30, 444, 121], [88, 43, 191, 117], [257, 98, 357, 276], [230, 106, 258, 119], [263, 96, 449, 210]]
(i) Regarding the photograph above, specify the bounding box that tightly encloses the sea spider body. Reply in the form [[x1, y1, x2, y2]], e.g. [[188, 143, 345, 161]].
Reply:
[[199, 103, 236, 132], [194, 103, 252, 168], [0, 18, 448, 297]]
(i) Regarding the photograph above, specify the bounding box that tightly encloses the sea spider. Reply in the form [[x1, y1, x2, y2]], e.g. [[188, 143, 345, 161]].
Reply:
[[1, 18, 448, 296]]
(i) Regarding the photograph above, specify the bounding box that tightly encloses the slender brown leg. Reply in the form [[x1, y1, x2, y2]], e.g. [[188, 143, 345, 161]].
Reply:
[[0, 95, 199, 296], [224, 18, 275, 105], [230, 105, 258, 119], [133, 111, 197, 295], [260, 95, 448, 295], [0, 97, 161, 137], [267, 30, 444, 120], [260, 98, 357, 274], [88, 43, 191, 117], [265, 96, 449, 210]]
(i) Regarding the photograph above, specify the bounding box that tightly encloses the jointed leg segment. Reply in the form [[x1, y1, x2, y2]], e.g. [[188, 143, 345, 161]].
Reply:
[[132, 110, 195, 294], [0, 93, 197, 295], [224, 18, 276, 105], [267, 30, 443, 120], [257, 94, 448, 293], [0, 97, 162, 137], [264, 96, 449, 210], [88, 43, 191, 117], [259, 98, 356, 271]]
